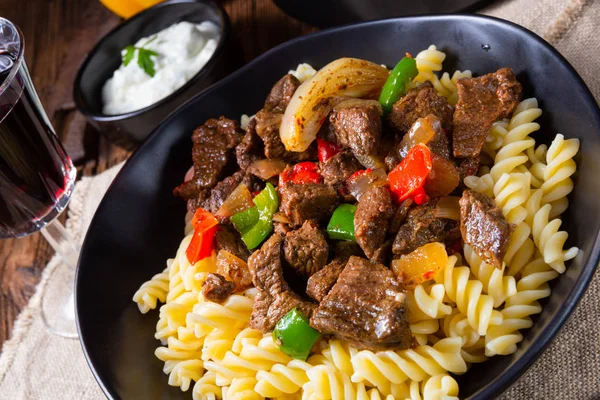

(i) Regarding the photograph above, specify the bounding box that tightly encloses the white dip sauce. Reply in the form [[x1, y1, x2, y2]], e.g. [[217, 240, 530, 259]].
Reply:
[[102, 21, 219, 115]]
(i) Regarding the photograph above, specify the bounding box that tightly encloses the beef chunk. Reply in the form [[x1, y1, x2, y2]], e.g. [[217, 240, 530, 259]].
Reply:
[[393, 200, 447, 256], [306, 242, 361, 302], [388, 199, 413, 235], [388, 82, 454, 133], [254, 75, 316, 162], [329, 99, 383, 157], [355, 187, 395, 260], [283, 221, 329, 278], [274, 221, 293, 237], [236, 118, 265, 170], [458, 157, 480, 182], [320, 150, 363, 188], [460, 190, 511, 268], [310, 257, 412, 351], [202, 273, 236, 303], [204, 171, 244, 216], [215, 224, 251, 261], [248, 234, 316, 332], [264, 74, 300, 113], [280, 183, 339, 226], [453, 68, 522, 158], [174, 117, 243, 201]]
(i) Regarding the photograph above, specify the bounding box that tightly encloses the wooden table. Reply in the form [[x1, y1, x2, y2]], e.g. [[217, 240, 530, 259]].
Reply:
[[0, 0, 315, 349]]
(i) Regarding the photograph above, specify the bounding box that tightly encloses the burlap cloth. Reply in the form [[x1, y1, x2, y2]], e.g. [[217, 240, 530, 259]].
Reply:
[[0, 1, 599, 398]]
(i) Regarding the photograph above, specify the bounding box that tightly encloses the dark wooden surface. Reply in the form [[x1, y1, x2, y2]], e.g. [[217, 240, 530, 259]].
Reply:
[[0, 0, 315, 349]]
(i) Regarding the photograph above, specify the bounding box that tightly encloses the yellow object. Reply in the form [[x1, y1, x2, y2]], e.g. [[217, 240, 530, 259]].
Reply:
[[100, 0, 165, 19]]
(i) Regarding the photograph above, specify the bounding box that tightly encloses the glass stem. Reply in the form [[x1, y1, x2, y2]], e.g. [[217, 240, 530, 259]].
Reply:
[[40, 219, 80, 339]]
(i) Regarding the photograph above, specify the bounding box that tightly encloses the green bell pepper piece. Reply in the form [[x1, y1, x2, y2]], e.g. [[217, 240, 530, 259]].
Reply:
[[378, 56, 418, 116], [327, 203, 357, 241], [231, 182, 279, 250], [273, 308, 321, 360]]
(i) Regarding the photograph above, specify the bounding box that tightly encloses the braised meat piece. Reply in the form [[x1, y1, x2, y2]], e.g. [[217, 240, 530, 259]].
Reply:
[[204, 172, 261, 219], [388, 199, 413, 235], [329, 99, 383, 157], [283, 221, 329, 278], [388, 82, 454, 133], [310, 257, 412, 351], [280, 183, 339, 226], [393, 200, 447, 256], [453, 68, 522, 159], [460, 190, 511, 268], [306, 241, 362, 301], [320, 150, 363, 188], [355, 187, 395, 260], [254, 75, 317, 161], [264, 74, 300, 113], [215, 224, 251, 261], [202, 273, 236, 303], [458, 157, 480, 182], [235, 118, 264, 170], [248, 234, 316, 332], [174, 117, 243, 202]]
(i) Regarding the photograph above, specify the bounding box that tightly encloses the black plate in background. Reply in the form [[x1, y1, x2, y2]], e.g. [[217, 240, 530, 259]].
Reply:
[[274, 0, 494, 28], [76, 14, 600, 400]]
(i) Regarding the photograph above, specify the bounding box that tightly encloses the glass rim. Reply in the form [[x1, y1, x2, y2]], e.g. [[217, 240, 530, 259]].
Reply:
[[0, 17, 25, 98]]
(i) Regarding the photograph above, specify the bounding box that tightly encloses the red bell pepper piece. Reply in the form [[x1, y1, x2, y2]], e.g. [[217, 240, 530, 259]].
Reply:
[[347, 168, 373, 181], [186, 208, 219, 264], [388, 144, 432, 205], [279, 162, 323, 185], [317, 139, 341, 163]]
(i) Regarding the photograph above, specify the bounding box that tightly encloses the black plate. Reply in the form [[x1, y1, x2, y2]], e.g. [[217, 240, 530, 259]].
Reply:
[[274, 0, 493, 28], [76, 15, 600, 400]]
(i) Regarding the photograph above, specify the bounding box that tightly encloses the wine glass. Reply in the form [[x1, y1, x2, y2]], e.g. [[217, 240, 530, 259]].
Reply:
[[0, 18, 80, 338]]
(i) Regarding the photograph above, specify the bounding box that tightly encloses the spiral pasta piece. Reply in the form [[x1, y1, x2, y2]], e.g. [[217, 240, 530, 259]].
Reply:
[[503, 222, 535, 277], [350, 338, 467, 391], [187, 291, 255, 338], [411, 319, 440, 347], [133, 266, 169, 313], [192, 372, 221, 400], [463, 244, 516, 307], [407, 374, 459, 400], [254, 360, 312, 397], [406, 283, 452, 322], [439, 309, 487, 364], [223, 377, 262, 400], [434, 256, 502, 335], [492, 172, 531, 225], [541, 134, 579, 218], [485, 257, 559, 356], [527, 189, 579, 273]]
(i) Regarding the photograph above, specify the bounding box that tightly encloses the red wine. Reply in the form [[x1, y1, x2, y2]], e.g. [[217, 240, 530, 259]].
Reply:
[[0, 52, 75, 238]]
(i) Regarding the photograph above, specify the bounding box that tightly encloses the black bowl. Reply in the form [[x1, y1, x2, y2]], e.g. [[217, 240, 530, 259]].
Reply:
[[73, 0, 236, 148], [76, 14, 600, 400], [274, 0, 493, 28]]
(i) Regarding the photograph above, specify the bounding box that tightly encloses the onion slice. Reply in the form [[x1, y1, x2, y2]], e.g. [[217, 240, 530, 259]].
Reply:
[[280, 58, 389, 152], [433, 196, 461, 221], [346, 168, 388, 201], [215, 184, 254, 219], [247, 159, 288, 180]]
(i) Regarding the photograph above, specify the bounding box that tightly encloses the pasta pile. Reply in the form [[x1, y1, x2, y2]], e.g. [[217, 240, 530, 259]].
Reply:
[[133, 46, 580, 399]]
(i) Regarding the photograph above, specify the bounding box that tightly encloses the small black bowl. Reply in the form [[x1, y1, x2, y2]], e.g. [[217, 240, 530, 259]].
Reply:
[[73, 0, 235, 148], [76, 14, 600, 400], [274, 0, 493, 28]]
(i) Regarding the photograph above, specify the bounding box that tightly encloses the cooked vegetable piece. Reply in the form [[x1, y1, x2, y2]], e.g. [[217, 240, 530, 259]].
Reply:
[[391, 242, 448, 289], [317, 138, 341, 163], [216, 250, 253, 292], [433, 196, 461, 221], [345, 168, 388, 201], [280, 58, 389, 152], [388, 144, 432, 205], [424, 153, 460, 197], [186, 208, 219, 264], [247, 159, 288, 180], [378, 56, 419, 116], [327, 204, 357, 241], [280, 162, 323, 185], [273, 308, 321, 360], [231, 183, 279, 250], [215, 183, 254, 219]]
